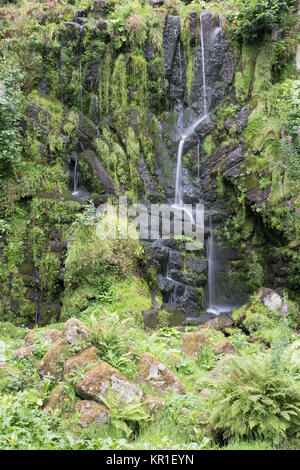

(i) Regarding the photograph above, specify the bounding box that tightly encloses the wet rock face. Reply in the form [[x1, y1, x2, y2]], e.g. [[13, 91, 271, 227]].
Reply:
[[163, 16, 181, 79]]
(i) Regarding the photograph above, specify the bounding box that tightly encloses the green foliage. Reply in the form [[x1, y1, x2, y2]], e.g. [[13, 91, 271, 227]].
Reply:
[[209, 352, 300, 444], [0, 56, 23, 174], [228, 0, 296, 41]]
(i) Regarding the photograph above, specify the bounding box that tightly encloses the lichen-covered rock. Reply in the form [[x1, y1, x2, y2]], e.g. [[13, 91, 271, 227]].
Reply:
[[181, 332, 209, 357], [43, 385, 65, 411], [62, 318, 91, 344], [77, 400, 110, 427], [25, 329, 62, 346], [37, 339, 69, 378], [64, 346, 99, 376], [207, 317, 233, 331], [75, 362, 143, 405], [14, 346, 33, 359], [257, 288, 282, 312], [137, 352, 185, 394], [214, 340, 236, 355], [144, 394, 165, 416]]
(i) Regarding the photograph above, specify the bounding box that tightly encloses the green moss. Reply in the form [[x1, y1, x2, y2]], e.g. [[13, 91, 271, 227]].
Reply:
[[234, 44, 258, 103]]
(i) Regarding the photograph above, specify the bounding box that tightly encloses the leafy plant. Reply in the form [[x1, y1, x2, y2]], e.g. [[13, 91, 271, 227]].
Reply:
[[228, 0, 296, 41], [209, 352, 300, 444]]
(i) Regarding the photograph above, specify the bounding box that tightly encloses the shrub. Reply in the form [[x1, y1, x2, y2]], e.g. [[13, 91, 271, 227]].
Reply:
[[229, 0, 296, 41], [209, 353, 300, 444], [0, 56, 23, 174]]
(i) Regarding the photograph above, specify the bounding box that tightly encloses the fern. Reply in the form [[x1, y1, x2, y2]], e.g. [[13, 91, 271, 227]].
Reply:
[[208, 353, 300, 444]]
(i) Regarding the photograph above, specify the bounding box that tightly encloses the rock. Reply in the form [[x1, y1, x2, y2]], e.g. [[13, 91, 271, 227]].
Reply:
[[78, 112, 97, 140], [297, 45, 300, 71], [222, 146, 244, 173], [77, 400, 110, 427], [25, 328, 62, 346], [249, 335, 270, 348], [144, 394, 165, 416], [257, 288, 282, 312], [37, 339, 69, 378], [80, 149, 115, 193], [14, 346, 33, 359], [145, 39, 154, 60], [149, 0, 164, 6], [64, 346, 99, 376], [189, 12, 198, 46], [200, 388, 215, 400], [181, 407, 190, 416], [142, 309, 158, 329], [163, 16, 181, 78], [214, 340, 236, 355], [62, 318, 91, 344], [89, 94, 101, 124], [43, 385, 65, 411], [137, 352, 185, 394], [75, 362, 143, 405], [207, 317, 233, 330], [181, 332, 209, 357], [271, 24, 281, 41]]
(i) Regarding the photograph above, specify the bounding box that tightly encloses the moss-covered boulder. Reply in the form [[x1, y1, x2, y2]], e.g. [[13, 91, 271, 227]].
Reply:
[[137, 352, 185, 395], [144, 394, 165, 416], [75, 362, 143, 405], [181, 331, 210, 357], [62, 318, 91, 344], [14, 346, 33, 360], [64, 346, 99, 376], [25, 329, 62, 346], [207, 317, 234, 331], [77, 400, 110, 428], [37, 339, 70, 378], [214, 340, 236, 355], [43, 385, 65, 412]]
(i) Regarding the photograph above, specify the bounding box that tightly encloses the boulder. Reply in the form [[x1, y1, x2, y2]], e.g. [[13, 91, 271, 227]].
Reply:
[[75, 362, 143, 405], [207, 317, 233, 331], [181, 332, 209, 357], [80, 149, 115, 193], [25, 329, 62, 346], [144, 394, 165, 416], [77, 400, 110, 427], [214, 340, 236, 355], [43, 385, 65, 411], [37, 339, 69, 378], [64, 346, 99, 376], [14, 346, 33, 359], [257, 288, 282, 312], [62, 318, 91, 344], [137, 352, 185, 394]]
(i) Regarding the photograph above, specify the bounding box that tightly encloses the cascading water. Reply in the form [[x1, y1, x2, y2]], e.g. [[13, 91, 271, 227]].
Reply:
[[73, 157, 79, 194], [206, 214, 216, 313], [200, 14, 207, 115]]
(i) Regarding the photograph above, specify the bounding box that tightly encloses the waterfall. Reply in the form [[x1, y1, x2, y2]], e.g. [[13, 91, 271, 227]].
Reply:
[[207, 214, 216, 313], [197, 137, 200, 179], [79, 58, 83, 113], [200, 13, 207, 115], [73, 157, 79, 194]]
